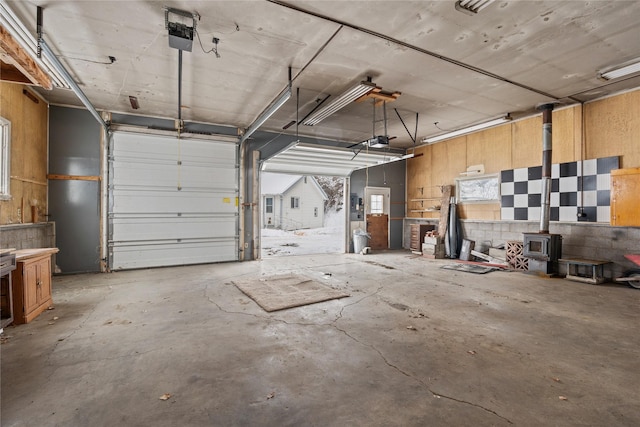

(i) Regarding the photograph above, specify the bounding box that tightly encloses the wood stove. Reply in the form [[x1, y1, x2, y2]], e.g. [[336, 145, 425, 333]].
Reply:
[[524, 103, 562, 275], [523, 233, 562, 274]]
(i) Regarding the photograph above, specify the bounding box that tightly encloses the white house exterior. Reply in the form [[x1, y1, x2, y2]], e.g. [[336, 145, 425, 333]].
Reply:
[[261, 173, 328, 231]]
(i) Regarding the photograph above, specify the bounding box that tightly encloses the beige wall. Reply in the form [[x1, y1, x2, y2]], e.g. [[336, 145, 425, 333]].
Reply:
[[407, 88, 640, 220], [0, 82, 49, 225]]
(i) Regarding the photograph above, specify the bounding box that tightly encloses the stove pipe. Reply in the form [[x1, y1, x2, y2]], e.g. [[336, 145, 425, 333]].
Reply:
[[539, 103, 554, 233]]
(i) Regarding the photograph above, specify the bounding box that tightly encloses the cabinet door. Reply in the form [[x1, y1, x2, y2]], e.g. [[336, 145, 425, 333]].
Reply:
[[23, 263, 39, 314], [36, 258, 52, 303]]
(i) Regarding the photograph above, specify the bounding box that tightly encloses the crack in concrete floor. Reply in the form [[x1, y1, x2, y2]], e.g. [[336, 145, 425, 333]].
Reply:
[[210, 279, 513, 425]]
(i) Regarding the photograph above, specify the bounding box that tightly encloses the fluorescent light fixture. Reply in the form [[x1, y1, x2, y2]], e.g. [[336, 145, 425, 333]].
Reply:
[[455, 0, 496, 15], [377, 153, 414, 165], [422, 115, 512, 144], [598, 57, 640, 81], [0, 2, 68, 88], [303, 80, 378, 126], [240, 85, 292, 144]]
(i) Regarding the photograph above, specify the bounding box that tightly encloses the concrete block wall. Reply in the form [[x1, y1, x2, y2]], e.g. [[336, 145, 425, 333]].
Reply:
[[0, 222, 56, 250], [404, 218, 639, 278]]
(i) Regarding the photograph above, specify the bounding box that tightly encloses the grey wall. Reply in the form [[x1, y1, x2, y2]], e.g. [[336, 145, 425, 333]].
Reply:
[[350, 161, 406, 250], [0, 223, 56, 250], [49, 106, 102, 273], [403, 217, 639, 278]]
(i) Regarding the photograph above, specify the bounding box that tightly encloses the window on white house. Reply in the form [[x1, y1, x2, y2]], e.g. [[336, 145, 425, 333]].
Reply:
[[370, 194, 384, 214], [265, 197, 273, 213], [314, 207, 318, 217], [291, 197, 299, 209], [304, 176, 307, 184], [0, 117, 11, 200]]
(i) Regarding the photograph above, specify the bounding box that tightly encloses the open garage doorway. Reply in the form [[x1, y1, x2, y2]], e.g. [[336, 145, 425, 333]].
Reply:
[[260, 173, 346, 258]]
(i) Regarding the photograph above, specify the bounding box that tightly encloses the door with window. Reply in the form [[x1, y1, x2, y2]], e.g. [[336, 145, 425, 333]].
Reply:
[[364, 187, 390, 250]]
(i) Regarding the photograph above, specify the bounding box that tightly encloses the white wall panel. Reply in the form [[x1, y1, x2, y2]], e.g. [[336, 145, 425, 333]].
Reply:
[[109, 132, 238, 269]]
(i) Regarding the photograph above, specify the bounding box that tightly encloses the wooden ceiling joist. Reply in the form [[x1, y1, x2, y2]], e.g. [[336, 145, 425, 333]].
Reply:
[[0, 26, 52, 90]]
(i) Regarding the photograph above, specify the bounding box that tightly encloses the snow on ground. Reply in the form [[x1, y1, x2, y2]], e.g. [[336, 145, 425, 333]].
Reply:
[[261, 210, 345, 257]]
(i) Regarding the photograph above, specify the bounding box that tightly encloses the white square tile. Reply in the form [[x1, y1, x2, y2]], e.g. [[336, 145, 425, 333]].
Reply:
[[514, 194, 529, 208], [559, 206, 577, 222], [528, 179, 542, 194], [514, 167, 528, 182], [501, 182, 514, 196], [501, 208, 514, 220], [559, 176, 577, 193], [528, 207, 541, 221], [581, 190, 597, 207], [550, 192, 560, 207], [551, 163, 560, 179], [597, 206, 611, 223], [597, 174, 611, 190], [582, 159, 597, 176]]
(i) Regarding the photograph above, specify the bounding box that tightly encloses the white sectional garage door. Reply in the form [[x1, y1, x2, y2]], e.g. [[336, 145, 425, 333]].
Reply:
[[109, 132, 238, 270]]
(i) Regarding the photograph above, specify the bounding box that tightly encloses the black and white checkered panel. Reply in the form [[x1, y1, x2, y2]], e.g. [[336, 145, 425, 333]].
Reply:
[[500, 156, 618, 223]]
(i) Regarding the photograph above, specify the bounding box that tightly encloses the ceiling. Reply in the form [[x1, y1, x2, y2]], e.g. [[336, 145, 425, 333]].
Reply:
[[5, 1, 640, 149]]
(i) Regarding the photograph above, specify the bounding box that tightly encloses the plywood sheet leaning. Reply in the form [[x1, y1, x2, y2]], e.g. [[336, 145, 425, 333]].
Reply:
[[438, 185, 452, 239]]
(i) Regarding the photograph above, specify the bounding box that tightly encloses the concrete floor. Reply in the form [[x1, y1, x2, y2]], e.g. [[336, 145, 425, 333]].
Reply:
[[1, 252, 638, 426]]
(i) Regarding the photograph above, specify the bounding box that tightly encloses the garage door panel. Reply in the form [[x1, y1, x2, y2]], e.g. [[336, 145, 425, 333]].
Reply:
[[112, 163, 237, 190], [112, 189, 238, 214], [111, 240, 237, 270], [111, 215, 237, 241], [109, 132, 238, 269]]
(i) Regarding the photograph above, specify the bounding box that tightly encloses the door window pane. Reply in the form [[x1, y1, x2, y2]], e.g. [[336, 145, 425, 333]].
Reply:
[[371, 194, 383, 214]]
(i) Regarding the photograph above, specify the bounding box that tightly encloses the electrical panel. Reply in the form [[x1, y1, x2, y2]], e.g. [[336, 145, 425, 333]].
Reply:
[[350, 193, 363, 220]]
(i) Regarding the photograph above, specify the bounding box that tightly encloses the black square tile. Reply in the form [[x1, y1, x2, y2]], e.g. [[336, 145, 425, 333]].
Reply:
[[577, 206, 597, 222], [528, 194, 541, 207], [528, 166, 542, 180], [514, 181, 528, 194], [551, 178, 559, 192], [550, 207, 559, 221], [579, 175, 597, 191], [514, 208, 529, 220], [560, 192, 577, 206], [597, 156, 619, 174], [501, 169, 514, 183], [560, 161, 577, 177], [597, 190, 611, 206], [501, 195, 514, 207]]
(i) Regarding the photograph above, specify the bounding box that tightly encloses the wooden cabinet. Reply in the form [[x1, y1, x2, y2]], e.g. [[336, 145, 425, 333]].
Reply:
[[410, 224, 436, 253], [11, 248, 58, 325], [611, 168, 640, 226]]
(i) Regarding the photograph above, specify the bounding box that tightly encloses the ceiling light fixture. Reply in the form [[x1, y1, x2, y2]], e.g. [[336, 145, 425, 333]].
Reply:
[[598, 57, 640, 81], [239, 85, 292, 144], [455, 0, 496, 15], [303, 80, 379, 126], [422, 115, 512, 144]]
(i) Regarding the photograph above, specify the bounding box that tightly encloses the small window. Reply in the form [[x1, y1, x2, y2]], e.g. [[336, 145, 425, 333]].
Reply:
[[370, 194, 384, 214], [314, 207, 318, 217], [265, 197, 273, 213], [291, 197, 299, 209], [304, 176, 308, 184], [0, 117, 11, 200]]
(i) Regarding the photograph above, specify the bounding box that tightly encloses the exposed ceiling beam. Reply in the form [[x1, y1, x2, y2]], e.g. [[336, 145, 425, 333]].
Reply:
[[0, 25, 51, 89]]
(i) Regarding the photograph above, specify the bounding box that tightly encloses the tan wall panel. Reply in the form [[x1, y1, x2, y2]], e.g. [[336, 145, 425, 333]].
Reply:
[[552, 107, 579, 164], [458, 203, 501, 220], [511, 116, 542, 169], [466, 124, 511, 174], [585, 89, 640, 168], [0, 82, 49, 225]]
